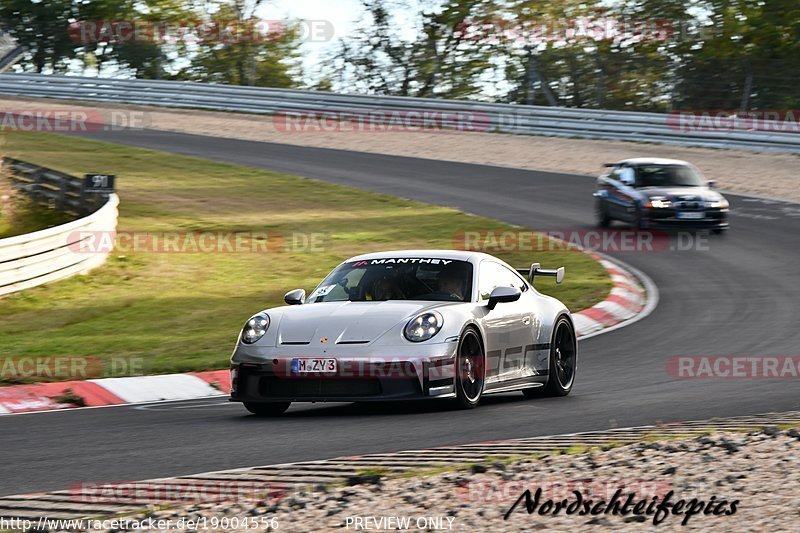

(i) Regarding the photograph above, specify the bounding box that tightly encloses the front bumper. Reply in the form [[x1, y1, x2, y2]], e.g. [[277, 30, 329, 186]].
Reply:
[[230, 350, 458, 403], [644, 207, 729, 229]]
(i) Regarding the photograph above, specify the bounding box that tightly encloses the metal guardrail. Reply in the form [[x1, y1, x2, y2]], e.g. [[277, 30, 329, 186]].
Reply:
[[0, 73, 798, 153], [0, 158, 118, 296]]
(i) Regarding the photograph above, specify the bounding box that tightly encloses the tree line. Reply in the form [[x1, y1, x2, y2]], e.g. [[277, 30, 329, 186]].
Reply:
[[2, 0, 798, 112]]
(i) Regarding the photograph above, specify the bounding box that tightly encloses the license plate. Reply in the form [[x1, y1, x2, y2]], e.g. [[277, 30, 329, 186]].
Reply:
[[677, 211, 705, 220], [292, 358, 337, 374]]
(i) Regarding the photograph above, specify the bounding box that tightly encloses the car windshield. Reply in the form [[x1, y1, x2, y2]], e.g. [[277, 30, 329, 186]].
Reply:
[[307, 258, 473, 303], [635, 165, 705, 187]]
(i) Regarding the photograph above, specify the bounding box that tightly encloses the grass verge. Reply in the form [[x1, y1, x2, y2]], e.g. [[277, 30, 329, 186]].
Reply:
[[0, 131, 611, 383]]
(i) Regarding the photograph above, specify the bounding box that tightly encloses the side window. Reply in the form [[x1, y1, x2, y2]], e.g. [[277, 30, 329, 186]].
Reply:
[[500, 265, 528, 293], [618, 166, 636, 186], [311, 268, 365, 302], [478, 262, 527, 300]]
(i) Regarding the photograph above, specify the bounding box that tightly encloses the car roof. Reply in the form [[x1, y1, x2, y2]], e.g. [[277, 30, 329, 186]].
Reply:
[[615, 157, 691, 167], [345, 249, 497, 264]]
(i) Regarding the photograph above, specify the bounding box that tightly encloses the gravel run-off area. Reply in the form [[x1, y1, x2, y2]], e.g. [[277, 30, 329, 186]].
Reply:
[[1, 97, 799, 202], [104, 426, 800, 532]]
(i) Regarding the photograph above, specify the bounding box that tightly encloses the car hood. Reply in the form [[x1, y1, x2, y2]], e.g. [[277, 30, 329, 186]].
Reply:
[[638, 186, 723, 202], [275, 301, 446, 345]]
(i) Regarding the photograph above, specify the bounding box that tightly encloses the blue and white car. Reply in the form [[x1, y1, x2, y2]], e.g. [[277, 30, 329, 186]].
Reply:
[[594, 158, 730, 232]]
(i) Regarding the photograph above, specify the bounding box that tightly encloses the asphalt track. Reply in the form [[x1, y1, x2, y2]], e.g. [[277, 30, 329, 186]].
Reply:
[[2, 129, 799, 496]]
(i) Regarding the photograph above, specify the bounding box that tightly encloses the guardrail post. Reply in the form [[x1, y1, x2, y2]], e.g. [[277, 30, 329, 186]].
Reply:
[[30, 167, 43, 202], [77, 182, 88, 215], [57, 176, 69, 211]]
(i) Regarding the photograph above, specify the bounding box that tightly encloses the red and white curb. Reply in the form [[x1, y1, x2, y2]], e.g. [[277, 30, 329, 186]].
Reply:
[[0, 370, 230, 415], [573, 252, 657, 340], [0, 255, 654, 416]]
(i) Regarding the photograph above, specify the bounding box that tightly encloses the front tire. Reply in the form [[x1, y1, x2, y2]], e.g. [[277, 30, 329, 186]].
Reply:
[[244, 401, 291, 416], [523, 316, 577, 398], [596, 199, 611, 228], [632, 206, 647, 229], [454, 328, 485, 409]]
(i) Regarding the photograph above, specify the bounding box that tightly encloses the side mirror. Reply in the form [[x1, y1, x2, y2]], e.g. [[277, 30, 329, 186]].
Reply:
[[707, 180, 717, 189], [487, 286, 521, 310], [284, 288, 306, 305]]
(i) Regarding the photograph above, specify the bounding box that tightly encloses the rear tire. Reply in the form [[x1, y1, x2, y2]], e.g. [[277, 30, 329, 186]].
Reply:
[[523, 316, 577, 398], [244, 401, 291, 416], [454, 328, 485, 409]]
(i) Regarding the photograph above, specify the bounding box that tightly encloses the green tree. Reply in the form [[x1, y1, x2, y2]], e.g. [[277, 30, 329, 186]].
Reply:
[[675, 0, 800, 110], [330, 0, 493, 98], [0, 0, 301, 84], [0, 0, 194, 77], [494, 0, 689, 110], [184, 0, 302, 87], [0, 0, 78, 72]]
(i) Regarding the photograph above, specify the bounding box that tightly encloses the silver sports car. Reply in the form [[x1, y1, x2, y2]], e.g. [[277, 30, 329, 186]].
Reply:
[[230, 250, 577, 415]]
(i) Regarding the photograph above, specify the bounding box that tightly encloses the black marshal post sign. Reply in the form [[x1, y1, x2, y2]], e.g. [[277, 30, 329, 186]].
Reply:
[[84, 173, 116, 193]]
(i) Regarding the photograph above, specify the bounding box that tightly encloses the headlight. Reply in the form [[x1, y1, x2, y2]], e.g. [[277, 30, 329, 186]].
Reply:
[[241, 313, 269, 344], [646, 197, 671, 208], [404, 311, 443, 342], [707, 199, 729, 209]]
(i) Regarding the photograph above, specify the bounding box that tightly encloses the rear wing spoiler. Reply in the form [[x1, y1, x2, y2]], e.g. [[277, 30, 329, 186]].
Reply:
[[516, 263, 565, 284]]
